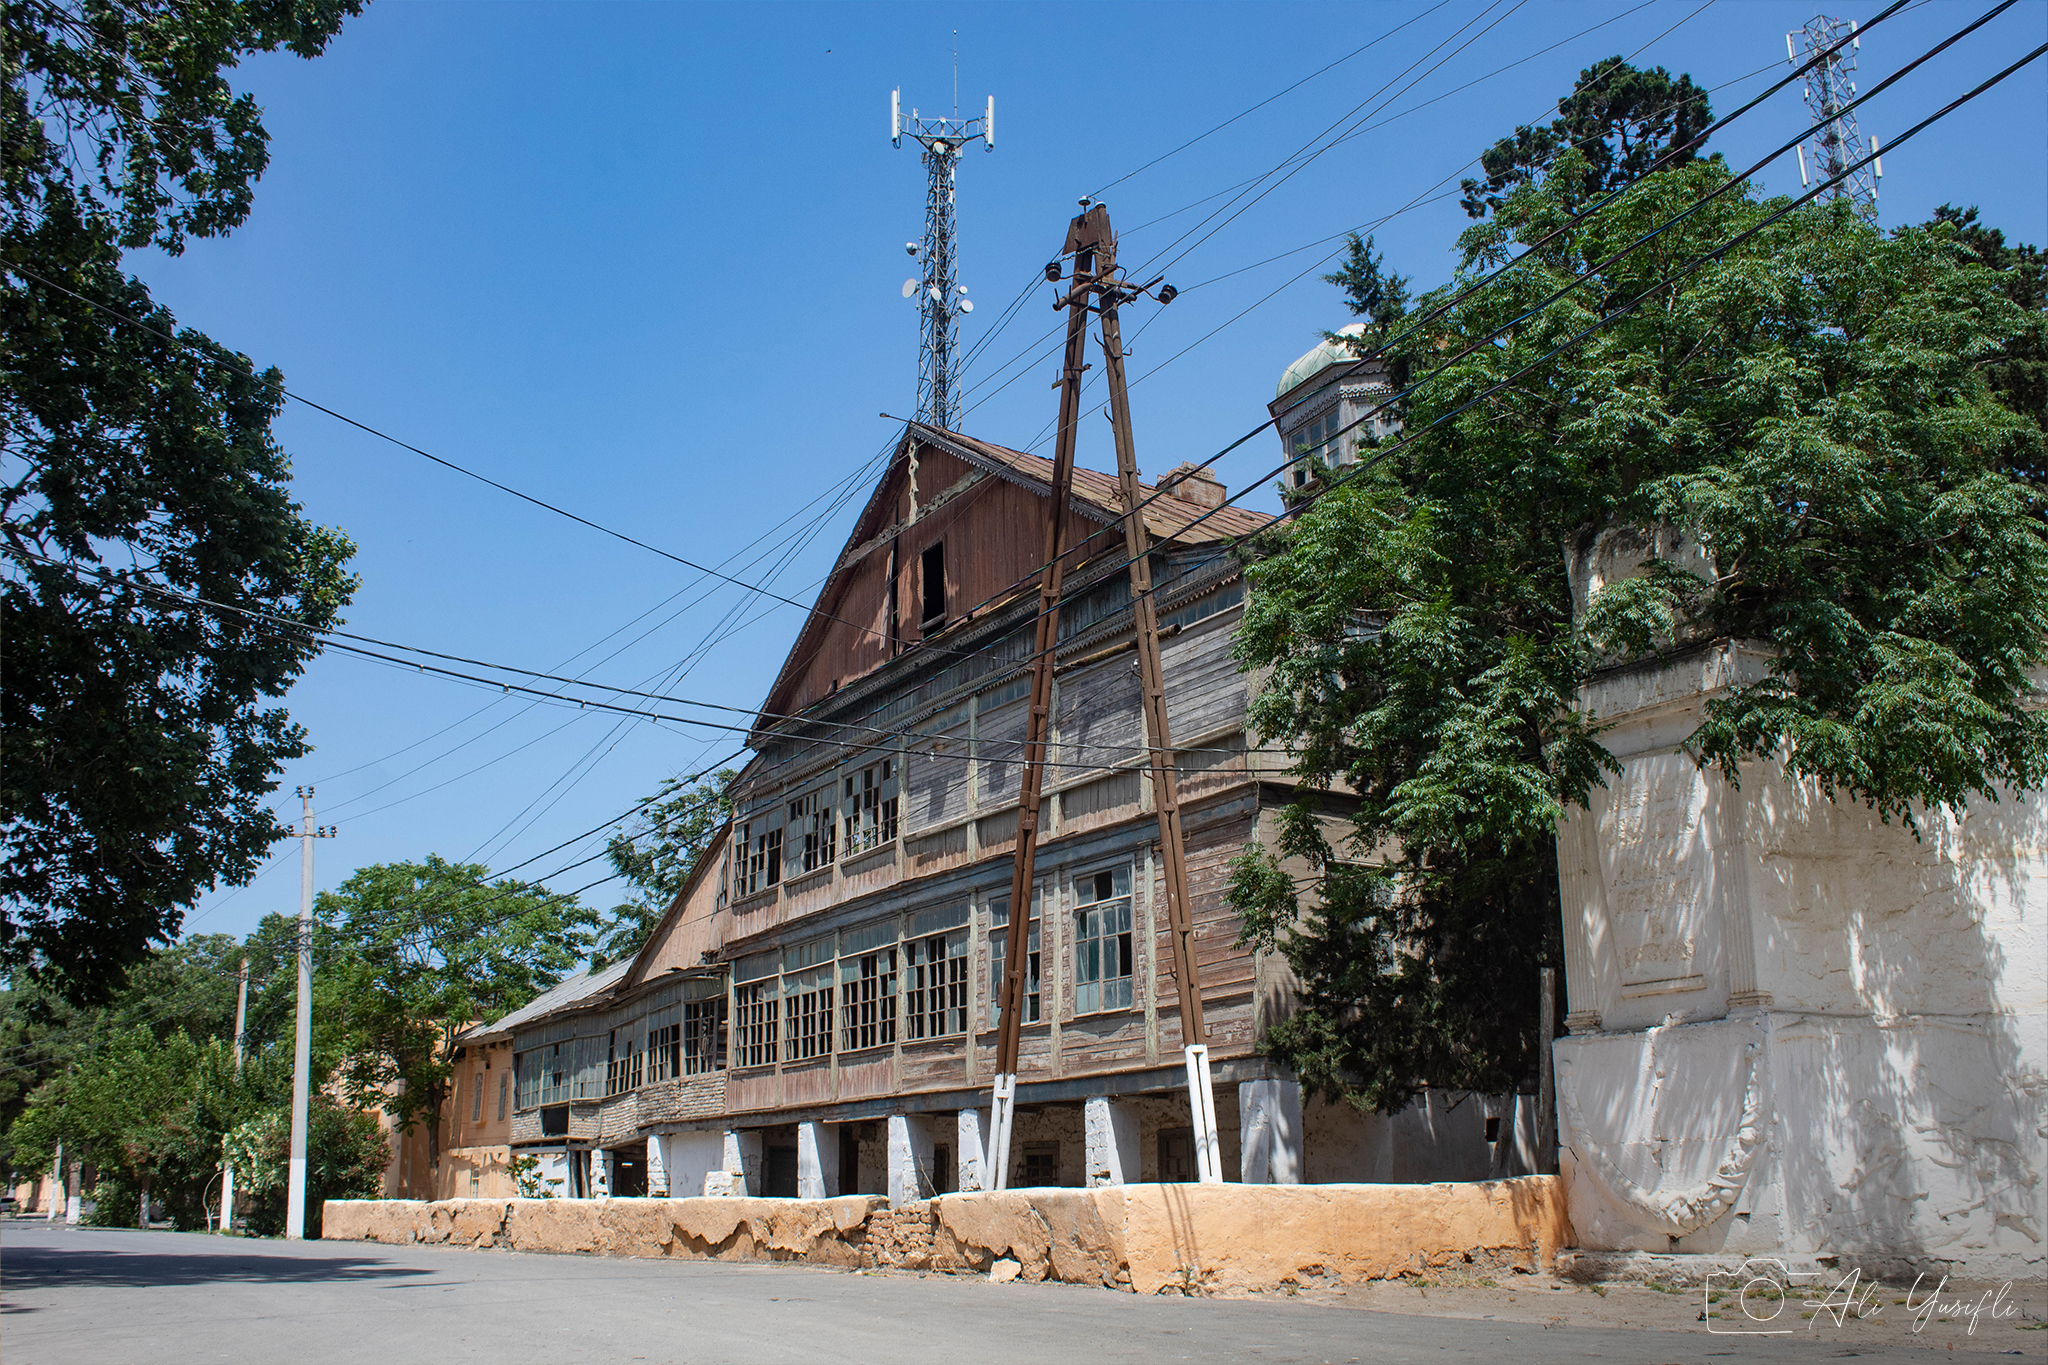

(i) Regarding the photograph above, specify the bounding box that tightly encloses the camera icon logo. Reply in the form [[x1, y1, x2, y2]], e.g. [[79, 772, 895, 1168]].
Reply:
[[1703, 1259, 1816, 1334]]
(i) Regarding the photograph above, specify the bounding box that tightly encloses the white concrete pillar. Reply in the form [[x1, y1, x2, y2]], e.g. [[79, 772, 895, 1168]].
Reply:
[[591, 1149, 612, 1199], [955, 1108, 993, 1191], [1239, 1079, 1304, 1184], [797, 1121, 839, 1200], [722, 1129, 763, 1197], [1084, 1096, 1142, 1187], [646, 1134, 668, 1196], [887, 1113, 935, 1205]]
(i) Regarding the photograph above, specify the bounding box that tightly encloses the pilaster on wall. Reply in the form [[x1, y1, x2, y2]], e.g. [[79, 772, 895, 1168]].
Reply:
[[888, 1114, 936, 1204], [797, 1121, 838, 1200], [1083, 1096, 1140, 1186], [1239, 1079, 1302, 1184], [722, 1130, 763, 1197], [1558, 642, 1777, 1032], [956, 1108, 992, 1192]]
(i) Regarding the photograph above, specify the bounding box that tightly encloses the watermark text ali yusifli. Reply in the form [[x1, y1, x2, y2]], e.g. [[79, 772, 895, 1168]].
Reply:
[[1701, 1260, 2024, 1336]]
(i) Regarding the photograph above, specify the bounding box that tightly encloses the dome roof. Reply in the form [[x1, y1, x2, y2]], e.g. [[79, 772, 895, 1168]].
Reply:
[[1276, 322, 1367, 399]]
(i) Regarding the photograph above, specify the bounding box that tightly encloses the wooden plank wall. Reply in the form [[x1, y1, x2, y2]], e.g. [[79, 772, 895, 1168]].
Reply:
[[1056, 657, 1141, 778], [1163, 615, 1248, 741]]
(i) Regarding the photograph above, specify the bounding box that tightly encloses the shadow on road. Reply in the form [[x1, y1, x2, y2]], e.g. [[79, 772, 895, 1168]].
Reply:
[[1, 1244, 432, 1295]]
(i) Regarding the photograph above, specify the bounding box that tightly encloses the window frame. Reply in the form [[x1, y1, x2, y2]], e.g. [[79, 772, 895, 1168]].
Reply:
[[839, 944, 899, 1053], [787, 785, 837, 874], [987, 895, 1042, 1028], [842, 759, 899, 856], [1072, 866, 1135, 1016], [904, 930, 968, 1040]]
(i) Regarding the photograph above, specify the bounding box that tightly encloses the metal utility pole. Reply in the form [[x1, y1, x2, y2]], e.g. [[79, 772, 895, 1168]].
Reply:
[[987, 201, 1213, 1188], [892, 87, 992, 430], [1787, 15, 1881, 212], [219, 957, 249, 1233], [285, 789, 335, 1240]]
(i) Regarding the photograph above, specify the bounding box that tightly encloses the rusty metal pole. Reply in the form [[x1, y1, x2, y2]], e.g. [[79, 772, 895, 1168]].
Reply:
[[987, 211, 1096, 1190], [1090, 210, 1218, 1181]]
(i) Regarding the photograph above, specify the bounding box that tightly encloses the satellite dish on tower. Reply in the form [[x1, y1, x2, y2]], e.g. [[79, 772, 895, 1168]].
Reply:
[[902, 280, 918, 298]]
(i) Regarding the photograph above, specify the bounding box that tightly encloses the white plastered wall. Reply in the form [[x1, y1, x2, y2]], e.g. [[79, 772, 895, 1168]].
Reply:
[[1553, 643, 2046, 1277]]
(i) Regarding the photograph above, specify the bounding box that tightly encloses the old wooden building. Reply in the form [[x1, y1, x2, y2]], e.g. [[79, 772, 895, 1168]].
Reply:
[[500, 411, 1532, 1201]]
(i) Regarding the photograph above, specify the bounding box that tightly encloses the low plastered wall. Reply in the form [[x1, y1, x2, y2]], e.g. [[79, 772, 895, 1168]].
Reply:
[[324, 1176, 1571, 1294]]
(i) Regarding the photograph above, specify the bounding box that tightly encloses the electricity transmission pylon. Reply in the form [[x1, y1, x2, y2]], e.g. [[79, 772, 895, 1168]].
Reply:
[[892, 89, 992, 431], [1787, 15, 1882, 212]]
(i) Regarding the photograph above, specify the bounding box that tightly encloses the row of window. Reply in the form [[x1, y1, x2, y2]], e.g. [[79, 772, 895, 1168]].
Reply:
[[516, 868, 1134, 1102], [734, 759, 901, 898], [519, 995, 728, 1109], [730, 867, 1126, 1070]]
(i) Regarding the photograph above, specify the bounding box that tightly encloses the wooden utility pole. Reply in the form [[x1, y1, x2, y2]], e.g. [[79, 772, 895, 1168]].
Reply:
[[988, 201, 1215, 1187], [985, 208, 1096, 1187], [1087, 205, 1219, 1182]]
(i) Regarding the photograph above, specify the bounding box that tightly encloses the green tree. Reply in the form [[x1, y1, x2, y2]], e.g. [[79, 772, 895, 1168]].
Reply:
[[594, 768, 735, 966], [2, 0, 363, 1004], [1323, 233, 1412, 342], [1459, 57, 1712, 220], [317, 857, 597, 1165], [225, 1095, 384, 1236], [1231, 155, 2048, 1115], [1926, 205, 2047, 486], [9, 1025, 200, 1225]]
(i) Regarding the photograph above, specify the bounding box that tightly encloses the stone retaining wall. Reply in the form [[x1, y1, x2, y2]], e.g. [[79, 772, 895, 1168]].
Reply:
[[324, 1176, 1572, 1294]]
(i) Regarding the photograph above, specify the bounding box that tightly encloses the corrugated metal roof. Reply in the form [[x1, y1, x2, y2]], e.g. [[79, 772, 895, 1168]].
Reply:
[[456, 959, 631, 1044]]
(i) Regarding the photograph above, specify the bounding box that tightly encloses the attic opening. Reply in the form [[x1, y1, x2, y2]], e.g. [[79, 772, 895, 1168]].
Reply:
[[920, 541, 947, 635]]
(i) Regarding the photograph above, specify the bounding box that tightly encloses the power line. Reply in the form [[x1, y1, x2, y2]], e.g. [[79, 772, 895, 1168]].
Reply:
[[846, 2, 2023, 741]]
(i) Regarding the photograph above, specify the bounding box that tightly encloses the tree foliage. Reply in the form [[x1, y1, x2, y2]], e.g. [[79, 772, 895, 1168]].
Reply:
[[2, 0, 362, 1003], [594, 768, 735, 966], [1460, 56, 1711, 220], [1928, 204, 2048, 486], [316, 857, 597, 1160], [1232, 155, 2048, 1115], [2, 917, 380, 1231]]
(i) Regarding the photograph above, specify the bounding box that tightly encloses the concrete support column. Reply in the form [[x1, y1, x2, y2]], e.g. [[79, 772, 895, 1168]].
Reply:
[[956, 1108, 993, 1191], [1239, 1079, 1303, 1184], [887, 1113, 935, 1205], [591, 1149, 612, 1199], [646, 1134, 668, 1197], [720, 1130, 762, 1197], [1083, 1096, 1141, 1187], [797, 1121, 839, 1200]]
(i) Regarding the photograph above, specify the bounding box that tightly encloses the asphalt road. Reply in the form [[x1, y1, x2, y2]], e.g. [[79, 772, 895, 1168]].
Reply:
[[0, 1221, 2015, 1365]]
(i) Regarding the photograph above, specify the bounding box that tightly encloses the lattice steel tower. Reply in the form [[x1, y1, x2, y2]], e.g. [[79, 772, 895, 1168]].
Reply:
[[893, 89, 992, 431], [1787, 16, 1882, 212]]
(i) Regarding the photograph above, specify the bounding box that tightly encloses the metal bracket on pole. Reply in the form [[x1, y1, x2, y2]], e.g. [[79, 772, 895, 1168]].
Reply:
[[1185, 1045, 1223, 1183], [988, 1073, 1017, 1192]]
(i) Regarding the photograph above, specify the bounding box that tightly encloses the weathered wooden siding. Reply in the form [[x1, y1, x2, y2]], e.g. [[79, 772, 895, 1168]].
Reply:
[[905, 723, 970, 830], [1163, 616, 1247, 743], [977, 699, 1027, 806], [1057, 657, 1141, 779]]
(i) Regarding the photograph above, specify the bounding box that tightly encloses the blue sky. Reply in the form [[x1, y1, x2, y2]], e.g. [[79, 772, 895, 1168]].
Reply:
[[155, 0, 2047, 945]]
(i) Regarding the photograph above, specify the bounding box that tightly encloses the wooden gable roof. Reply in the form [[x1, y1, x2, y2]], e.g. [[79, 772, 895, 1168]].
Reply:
[[752, 422, 1270, 731]]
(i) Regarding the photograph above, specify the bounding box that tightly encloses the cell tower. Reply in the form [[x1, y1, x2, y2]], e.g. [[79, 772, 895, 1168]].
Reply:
[[892, 88, 992, 431], [1787, 15, 1882, 212]]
